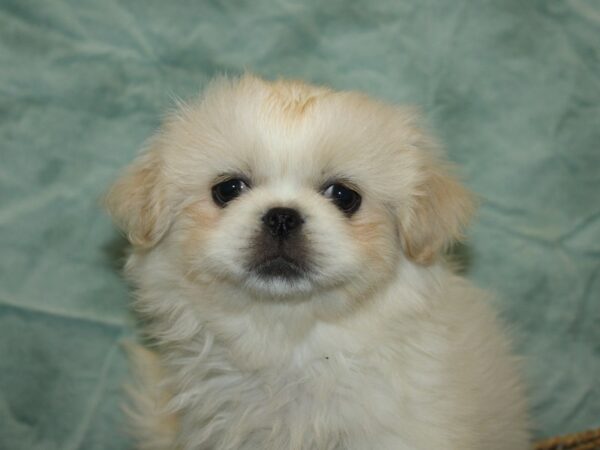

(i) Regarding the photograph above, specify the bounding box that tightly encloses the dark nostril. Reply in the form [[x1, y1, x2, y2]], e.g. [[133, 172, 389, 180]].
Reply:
[[262, 207, 304, 238]]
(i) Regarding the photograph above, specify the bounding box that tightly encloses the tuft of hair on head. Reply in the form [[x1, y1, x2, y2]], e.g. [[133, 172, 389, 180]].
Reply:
[[266, 77, 331, 118]]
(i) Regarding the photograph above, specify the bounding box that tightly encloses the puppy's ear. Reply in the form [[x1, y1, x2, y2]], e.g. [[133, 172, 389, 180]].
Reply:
[[104, 143, 172, 248], [400, 162, 475, 265]]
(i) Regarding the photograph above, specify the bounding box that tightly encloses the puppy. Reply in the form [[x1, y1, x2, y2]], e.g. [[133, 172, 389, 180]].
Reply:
[[106, 75, 530, 450]]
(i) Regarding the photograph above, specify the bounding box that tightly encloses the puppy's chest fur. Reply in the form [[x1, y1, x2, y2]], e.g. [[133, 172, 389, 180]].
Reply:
[[145, 308, 462, 450]]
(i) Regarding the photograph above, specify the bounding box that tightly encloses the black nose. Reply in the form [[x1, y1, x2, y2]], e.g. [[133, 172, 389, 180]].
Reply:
[[262, 207, 304, 239]]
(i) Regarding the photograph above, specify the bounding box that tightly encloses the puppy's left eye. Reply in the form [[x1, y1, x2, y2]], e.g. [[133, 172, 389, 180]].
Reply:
[[212, 178, 249, 207], [322, 183, 361, 215]]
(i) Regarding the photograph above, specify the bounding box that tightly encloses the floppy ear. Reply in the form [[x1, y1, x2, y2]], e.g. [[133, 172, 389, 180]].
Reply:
[[104, 144, 172, 248], [400, 162, 475, 265]]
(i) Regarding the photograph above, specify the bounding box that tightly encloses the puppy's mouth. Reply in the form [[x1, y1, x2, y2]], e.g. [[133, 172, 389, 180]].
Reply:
[[248, 234, 311, 281], [253, 255, 307, 279]]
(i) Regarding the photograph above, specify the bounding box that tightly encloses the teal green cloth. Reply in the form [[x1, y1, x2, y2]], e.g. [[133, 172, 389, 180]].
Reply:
[[1, 1, 598, 448]]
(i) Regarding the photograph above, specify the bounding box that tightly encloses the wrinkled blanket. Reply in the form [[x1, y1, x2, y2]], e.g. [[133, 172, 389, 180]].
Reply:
[[0, 0, 598, 448]]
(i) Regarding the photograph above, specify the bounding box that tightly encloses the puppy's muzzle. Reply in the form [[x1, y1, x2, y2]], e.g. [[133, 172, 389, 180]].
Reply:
[[261, 207, 304, 239], [249, 207, 309, 279]]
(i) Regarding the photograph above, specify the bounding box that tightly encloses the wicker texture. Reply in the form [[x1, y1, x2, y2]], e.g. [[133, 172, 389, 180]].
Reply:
[[535, 428, 600, 450]]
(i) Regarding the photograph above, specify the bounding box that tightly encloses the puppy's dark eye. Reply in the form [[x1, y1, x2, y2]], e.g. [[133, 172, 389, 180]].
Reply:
[[212, 178, 249, 207], [322, 183, 361, 215]]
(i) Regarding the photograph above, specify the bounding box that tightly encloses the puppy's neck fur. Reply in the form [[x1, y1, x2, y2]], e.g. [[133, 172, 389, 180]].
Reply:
[[128, 247, 444, 363]]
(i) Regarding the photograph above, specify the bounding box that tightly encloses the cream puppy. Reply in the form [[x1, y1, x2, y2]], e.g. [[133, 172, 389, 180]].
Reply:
[[106, 75, 530, 450]]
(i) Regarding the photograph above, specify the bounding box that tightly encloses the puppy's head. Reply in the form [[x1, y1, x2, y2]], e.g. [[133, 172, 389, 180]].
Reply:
[[106, 76, 474, 299]]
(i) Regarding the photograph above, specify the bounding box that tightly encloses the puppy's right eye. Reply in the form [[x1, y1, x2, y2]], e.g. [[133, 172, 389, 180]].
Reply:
[[212, 178, 249, 207]]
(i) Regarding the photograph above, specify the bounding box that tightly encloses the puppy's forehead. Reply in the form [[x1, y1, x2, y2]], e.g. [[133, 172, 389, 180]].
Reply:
[[208, 80, 351, 181], [171, 77, 423, 195]]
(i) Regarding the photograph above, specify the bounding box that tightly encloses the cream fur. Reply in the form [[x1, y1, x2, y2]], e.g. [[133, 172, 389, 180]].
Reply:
[[106, 75, 530, 450]]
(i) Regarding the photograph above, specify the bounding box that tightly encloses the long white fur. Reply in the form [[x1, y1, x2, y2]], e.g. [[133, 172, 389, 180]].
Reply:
[[107, 75, 530, 449]]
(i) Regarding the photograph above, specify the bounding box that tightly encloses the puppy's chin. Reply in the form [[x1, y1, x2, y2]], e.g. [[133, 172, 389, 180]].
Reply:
[[243, 271, 316, 298]]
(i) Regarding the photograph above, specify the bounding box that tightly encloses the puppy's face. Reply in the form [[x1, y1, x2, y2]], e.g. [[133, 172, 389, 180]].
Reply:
[[106, 76, 473, 300]]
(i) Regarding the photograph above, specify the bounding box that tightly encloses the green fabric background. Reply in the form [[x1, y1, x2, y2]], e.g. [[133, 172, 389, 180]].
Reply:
[[1, 0, 598, 448]]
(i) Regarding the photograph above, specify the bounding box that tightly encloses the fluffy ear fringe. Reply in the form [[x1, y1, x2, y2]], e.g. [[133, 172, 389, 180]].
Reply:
[[401, 164, 476, 265], [104, 147, 171, 248]]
